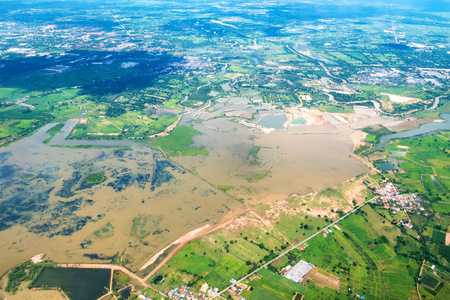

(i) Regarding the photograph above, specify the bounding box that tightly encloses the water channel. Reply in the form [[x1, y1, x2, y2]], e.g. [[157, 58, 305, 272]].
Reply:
[[370, 113, 450, 153]]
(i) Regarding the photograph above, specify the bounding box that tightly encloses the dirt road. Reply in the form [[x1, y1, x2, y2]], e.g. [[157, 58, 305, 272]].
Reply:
[[58, 263, 166, 297]]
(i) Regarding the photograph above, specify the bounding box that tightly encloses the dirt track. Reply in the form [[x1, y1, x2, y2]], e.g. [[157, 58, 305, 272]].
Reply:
[[58, 263, 166, 297], [140, 208, 250, 281]]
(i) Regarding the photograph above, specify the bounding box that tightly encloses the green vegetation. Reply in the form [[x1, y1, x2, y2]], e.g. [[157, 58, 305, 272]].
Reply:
[[112, 271, 131, 290], [245, 268, 306, 300], [248, 171, 271, 182], [1, 1, 450, 299], [131, 215, 162, 240], [381, 132, 450, 203], [93, 222, 114, 238], [43, 123, 64, 144], [85, 172, 105, 185], [5, 260, 55, 294], [148, 226, 286, 292], [265, 205, 418, 299], [50, 144, 119, 149], [317, 104, 353, 113], [218, 185, 234, 192], [354, 144, 372, 156], [0, 105, 53, 145], [149, 126, 208, 156], [248, 146, 262, 166], [413, 99, 450, 120], [254, 172, 269, 181], [362, 125, 391, 143]]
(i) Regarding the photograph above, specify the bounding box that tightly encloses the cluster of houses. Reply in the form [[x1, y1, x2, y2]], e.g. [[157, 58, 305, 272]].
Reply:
[[167, 284, 218, 300], [375, 182, 425, 216], [348, 67, 443, 87]]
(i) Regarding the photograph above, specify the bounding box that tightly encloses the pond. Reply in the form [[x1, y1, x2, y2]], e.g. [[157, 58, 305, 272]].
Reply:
[[32, 268, 111, 300], [258, 115, 287, 130], [292, 118, 306, 125], [375, 161, 396, 172]]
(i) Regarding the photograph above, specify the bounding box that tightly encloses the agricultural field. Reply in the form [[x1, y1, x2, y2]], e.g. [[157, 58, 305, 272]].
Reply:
[[381, 132, 450, 204], [147, 224, 288, 292], [262, 205, 420, 299], [243, 268, 307, 300], [0, 1, 450, 300]]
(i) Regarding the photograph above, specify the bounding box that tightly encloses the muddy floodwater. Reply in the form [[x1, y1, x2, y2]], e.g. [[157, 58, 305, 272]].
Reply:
[[0, 97, 371, 275], [0, 123, 237, 274], [175, 118, 367, 203]]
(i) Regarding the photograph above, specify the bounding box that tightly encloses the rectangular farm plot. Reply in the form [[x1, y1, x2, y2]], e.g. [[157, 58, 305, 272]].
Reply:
[[421, 271, 440, 290], [203, 256, 249, 289], [245, 269, 306, 300], [304, 267, 340, 291]]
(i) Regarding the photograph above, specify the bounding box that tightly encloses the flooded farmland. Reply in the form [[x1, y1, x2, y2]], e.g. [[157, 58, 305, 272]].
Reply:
[[0, 123, 238, 275], [0, 96, 375, 276], [175, 117, 367, 203]]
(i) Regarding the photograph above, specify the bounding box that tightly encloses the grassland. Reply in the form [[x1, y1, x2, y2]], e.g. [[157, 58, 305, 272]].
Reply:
[[362, 125, 391, 144], [4, 260, 56, 294], [0, 103, 54, 145], [218, 185, 234, 192], [149, 125, 208, 156], [145, 181, 377, 298]]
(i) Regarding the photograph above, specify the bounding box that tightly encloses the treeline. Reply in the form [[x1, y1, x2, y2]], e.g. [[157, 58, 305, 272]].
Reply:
[[5, 261, 56, 294]]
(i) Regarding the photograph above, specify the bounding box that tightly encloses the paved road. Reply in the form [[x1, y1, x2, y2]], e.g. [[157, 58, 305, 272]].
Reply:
[[213, 196, 378, 298]]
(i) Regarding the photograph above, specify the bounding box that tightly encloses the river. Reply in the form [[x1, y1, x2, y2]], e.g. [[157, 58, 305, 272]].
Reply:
[[371, 113, 450, 152]]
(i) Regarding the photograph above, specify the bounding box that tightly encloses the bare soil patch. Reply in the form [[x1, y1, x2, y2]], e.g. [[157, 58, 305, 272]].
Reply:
[[304, 266, 340, 290]]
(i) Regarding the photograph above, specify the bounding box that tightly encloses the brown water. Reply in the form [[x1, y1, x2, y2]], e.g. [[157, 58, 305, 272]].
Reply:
[[0, 103, 368, 275], [0, 124, 237, 274], [175, 118, 367, 203]]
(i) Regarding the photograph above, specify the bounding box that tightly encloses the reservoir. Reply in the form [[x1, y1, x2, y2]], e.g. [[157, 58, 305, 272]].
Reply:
[[258, 115, 287, 130], [32, 268, 110, 300]]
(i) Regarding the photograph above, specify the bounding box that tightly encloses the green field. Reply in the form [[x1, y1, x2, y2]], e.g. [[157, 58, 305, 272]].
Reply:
[[148, 226, 286, 292], [244, 268, 307, 300], [149, 125, 208, 156], [382, 133, 450, 202], [265, 205, 418, 299]]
